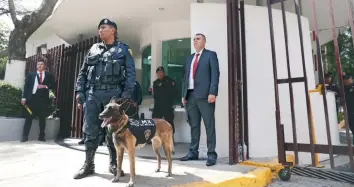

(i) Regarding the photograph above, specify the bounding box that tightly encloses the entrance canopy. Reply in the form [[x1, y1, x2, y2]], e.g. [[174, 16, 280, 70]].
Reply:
[[28, 0, 350, 53]]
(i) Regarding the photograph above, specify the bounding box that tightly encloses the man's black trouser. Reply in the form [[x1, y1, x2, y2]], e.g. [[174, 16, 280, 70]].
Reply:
[[348, 113, 354, 145], [83, 89, 122, 150], [185, 90, 217, 158], [152, 106, 175, 133], [22, 93, 49, 139]]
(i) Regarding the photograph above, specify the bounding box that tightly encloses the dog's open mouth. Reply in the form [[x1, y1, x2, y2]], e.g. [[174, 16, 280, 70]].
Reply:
[[100, 116, 112, 128]]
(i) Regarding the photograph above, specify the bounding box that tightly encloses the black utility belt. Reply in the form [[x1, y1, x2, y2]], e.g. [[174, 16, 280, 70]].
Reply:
[[90, 84, 121, 90]]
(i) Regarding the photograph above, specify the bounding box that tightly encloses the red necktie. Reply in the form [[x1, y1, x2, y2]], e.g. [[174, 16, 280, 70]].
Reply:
[[192, 53, 200, 79], [39, 72, 43, 84]]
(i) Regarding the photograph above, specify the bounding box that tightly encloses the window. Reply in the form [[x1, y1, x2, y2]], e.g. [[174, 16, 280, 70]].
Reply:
[[141, 45, 151, 97], [161, 38, 191, 105]]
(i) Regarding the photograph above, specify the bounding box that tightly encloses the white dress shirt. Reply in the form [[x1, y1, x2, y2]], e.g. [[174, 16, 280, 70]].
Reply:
[[32, 71, 46, 94], [188, 49, 204, 89]]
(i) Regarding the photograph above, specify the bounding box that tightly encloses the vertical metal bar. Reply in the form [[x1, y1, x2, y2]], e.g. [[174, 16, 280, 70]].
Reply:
[[233, 0, 241, 164], [293, 0, 316, 166], [346, 0, 354, 44], [310, 0, 334, 169], [240, 0, 249, 160], [328, 0, 354, 171], [280, 0, 299, 165], [266, 0, 286, 164], [227, 0, 236, 164]]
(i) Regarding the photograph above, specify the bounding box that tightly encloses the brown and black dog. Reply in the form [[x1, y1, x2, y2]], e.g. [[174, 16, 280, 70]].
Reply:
[[99, 98, 174, 187]]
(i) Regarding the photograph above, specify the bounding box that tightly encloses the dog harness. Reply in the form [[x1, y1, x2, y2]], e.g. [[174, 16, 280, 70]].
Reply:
[[115, 119, 156, 146]]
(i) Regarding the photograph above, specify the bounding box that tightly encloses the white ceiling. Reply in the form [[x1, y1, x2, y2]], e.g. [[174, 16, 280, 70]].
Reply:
[[29, 0, 350, 51]]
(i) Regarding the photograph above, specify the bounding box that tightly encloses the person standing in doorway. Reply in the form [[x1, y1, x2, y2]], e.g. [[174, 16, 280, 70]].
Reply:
[[73, 18, 135, 179], [20, 56, 56, 142], [343, 73, 354, 145], [152, 67, 177, 137], [180, 33, 220, 166]]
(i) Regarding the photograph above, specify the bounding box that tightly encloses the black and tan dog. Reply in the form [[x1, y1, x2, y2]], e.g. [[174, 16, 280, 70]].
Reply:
[[99, 98, 174, 187]]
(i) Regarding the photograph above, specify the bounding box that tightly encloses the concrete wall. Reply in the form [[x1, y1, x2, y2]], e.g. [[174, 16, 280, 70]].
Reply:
[[26, 34, 70, 57], [190, 3, 229, 158]]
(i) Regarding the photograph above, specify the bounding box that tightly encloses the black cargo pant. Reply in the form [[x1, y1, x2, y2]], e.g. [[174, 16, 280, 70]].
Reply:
[[152, 106, 175, 133], [83, 89, 122, 150]]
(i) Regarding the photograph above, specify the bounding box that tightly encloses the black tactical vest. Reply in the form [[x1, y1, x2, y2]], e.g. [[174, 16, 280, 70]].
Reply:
[[85, 42, 126, 86]]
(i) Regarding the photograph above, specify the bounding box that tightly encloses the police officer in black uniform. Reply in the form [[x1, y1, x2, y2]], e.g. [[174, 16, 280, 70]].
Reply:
[[152, 66, 177, 136], [73, 18, 135, 179], [343, 73, 354, 145], [323, 72, 340, 113]]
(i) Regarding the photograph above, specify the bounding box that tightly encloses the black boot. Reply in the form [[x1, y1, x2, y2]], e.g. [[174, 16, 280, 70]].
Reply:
[[73, 150, 95, 179]]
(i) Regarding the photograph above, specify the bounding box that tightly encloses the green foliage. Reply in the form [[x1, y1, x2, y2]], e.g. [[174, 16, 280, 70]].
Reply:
[[0, 81, 24, 117], [323, 27, 354, 79], [338, 111, 344, 123], [0, 21, 9, 51], [0, 57, 6, 79]]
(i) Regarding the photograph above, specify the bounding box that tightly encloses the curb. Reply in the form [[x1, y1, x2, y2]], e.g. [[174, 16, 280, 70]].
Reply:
[[240, 154, 295, 178], [172, 167, 273, 187]]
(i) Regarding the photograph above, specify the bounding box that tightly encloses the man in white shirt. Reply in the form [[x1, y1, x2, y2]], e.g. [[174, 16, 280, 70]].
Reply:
[[20, 57, 55, 142]]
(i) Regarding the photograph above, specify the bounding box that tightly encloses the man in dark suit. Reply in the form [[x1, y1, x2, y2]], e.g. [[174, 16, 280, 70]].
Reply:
[[20, 57, 56, 142], [180, 33, 220, 166]]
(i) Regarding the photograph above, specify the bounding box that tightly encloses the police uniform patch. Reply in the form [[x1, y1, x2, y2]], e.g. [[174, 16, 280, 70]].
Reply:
[[104, 19, 108, 24], [110, 47, 115, 53], [118, 48, 122, 53], [128, 48, 133, 56]]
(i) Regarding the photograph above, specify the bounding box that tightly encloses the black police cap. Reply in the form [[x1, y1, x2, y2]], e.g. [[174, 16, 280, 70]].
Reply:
[[324, 72, 332, 78], [343, 73, 352, 80], [156, 66, 165, 73], [98, 18, 117, 30]]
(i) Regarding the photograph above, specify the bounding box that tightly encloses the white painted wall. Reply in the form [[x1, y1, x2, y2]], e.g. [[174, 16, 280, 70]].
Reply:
[[190, 3, 229, 158], [244, 5, 339, 164], [26, 34, 70, 57]]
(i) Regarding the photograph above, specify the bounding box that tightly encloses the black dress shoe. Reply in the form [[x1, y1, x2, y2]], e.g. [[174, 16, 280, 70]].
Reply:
[[78, 139, 85, 145], [180, 154, 198, 161], [20, 137, 28, 142], [206, 156, 217, 166], [38, 137, 46, 142]]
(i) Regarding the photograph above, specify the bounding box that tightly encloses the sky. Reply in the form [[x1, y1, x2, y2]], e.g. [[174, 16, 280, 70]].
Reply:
[[0, 0, 42, 29]]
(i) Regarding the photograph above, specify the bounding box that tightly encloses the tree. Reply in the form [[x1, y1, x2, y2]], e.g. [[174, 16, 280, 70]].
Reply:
[[0, 0, 58, 60], [323, 27, 354, 81], [0, 21, 9, 79]]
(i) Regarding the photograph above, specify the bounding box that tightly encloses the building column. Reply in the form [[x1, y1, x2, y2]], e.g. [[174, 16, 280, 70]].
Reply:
[[150, 39, 162, 86]]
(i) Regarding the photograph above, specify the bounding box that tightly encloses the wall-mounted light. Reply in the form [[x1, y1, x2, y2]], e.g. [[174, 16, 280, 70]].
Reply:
[[40, 44, 47, 54]]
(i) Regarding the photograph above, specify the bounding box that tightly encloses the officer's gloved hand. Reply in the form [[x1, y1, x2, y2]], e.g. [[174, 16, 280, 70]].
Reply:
[[76, 92, 85, 104], [121, 92, 131, 100]]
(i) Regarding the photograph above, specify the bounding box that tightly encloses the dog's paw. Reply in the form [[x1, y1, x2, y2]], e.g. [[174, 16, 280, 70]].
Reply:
[[111, 177, 120, 183], [155, 168, 160, 172], [166, 173, 172, 177], [126, 181, 135, 187]]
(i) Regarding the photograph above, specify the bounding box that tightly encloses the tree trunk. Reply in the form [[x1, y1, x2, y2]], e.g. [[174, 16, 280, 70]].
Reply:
[[8, 27, 26, 61], [4, 0, 59, 87]]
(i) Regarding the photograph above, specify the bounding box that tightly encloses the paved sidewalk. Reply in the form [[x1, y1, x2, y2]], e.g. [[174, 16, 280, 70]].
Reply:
[[0, 140, 258, 187]]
